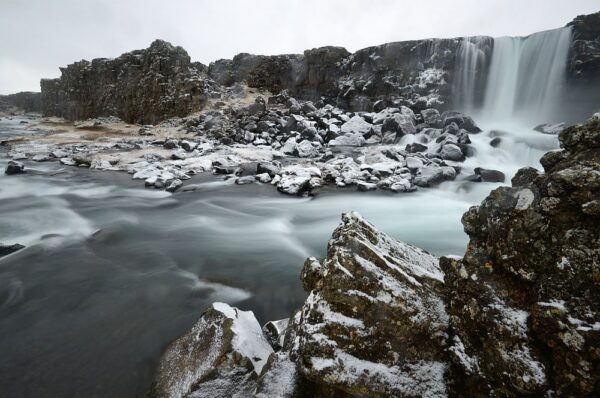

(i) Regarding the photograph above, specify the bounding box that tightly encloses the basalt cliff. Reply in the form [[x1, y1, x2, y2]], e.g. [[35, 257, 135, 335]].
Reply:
[[149, 115, 600, 397], [35, 12, 600, 124]]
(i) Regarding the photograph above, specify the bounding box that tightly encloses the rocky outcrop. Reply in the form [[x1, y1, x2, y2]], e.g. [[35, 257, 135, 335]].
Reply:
[[152, 116, 599, 397], [40, 40, 217, 124], [566, 11, 600, 121], [443, 115, 600, 396], [568, 11, 600, 83], [0, 92, 41, 114]]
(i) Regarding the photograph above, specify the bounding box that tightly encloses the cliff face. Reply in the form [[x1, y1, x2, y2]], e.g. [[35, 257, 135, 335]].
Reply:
[[442, 116, 600, 396], [566, 11, 600, 121], [0, 92, 41, 113], [150, 115, 600, 397], [207, 39, 464, 112], [37, 12, 599, 124], [40, 40, 216, 124]]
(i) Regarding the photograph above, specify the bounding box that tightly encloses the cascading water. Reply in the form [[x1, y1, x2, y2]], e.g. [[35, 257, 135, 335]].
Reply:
[[453, 36, 492, 113], [482, 27, 572, 125], [450, 27, 573, 180]]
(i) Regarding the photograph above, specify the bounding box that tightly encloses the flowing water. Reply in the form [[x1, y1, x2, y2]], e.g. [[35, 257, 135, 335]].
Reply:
[[481, 27, 573, 125], [0, 26, 574, 397], [0, 118, 493, 397]]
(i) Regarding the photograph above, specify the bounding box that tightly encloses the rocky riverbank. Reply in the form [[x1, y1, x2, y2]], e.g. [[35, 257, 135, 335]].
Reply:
[[3, 85, 508, 196], [148, 114, 600, 397]]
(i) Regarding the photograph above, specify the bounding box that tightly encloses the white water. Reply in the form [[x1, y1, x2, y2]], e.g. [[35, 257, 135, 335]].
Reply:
[[482, 27, 572, 125], [453, 36, 491, 113]]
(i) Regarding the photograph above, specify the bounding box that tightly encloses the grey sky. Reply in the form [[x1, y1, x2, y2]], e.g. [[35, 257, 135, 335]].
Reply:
[[1, 0, 598, 94]]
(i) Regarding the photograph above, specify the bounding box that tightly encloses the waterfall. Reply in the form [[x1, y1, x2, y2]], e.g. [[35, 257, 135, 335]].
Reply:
[[453, 36, 492, 113], [481, 27, 572, 125]]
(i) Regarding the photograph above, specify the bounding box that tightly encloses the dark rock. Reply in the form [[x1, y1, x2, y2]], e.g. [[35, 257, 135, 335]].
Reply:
[[0, 92, 41, 113], [406, 142, 428, 153], [441, 111, 481, 133], [511, 166, 541, 187], [474, 167, 505, 182], [150, 303, 272, 397], [442, 117, 600, 397], [489, 136, 502, 147], [0, 243, 25, 257], [41, 40, 213, 124], [5, 160, 25, 175]]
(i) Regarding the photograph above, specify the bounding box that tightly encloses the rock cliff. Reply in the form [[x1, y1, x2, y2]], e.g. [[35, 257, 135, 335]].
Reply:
[[36, 12, 600, 124], [567, 10, 600, 121], [151, 115, 600, 397], [40, 40, 217, 124], [0, 91, 41, 114]]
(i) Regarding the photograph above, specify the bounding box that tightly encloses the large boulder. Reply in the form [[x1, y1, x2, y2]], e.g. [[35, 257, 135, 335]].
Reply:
[[295, 212, 449, 397], [150, 302, 273, 398]]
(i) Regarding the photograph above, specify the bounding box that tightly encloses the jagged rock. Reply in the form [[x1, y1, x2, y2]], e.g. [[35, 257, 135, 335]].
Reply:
[[0, 243, 25, 258], [150, 302, 273, 397], [295, 212, 448, 397], [5, 160, 25, 175], [41, 40, 213, 124], [441, 117, 600, 397]]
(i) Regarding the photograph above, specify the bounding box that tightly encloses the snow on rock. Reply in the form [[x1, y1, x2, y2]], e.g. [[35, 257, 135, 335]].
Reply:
[[340, 115, 373, 135], [150, 302, 273, 398], [295, 211, 449, 396]]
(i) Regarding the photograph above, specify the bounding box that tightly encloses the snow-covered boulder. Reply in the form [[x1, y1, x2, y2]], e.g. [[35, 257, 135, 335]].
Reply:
[[328, 133, 366, 147], [150, 302, 273, 398], [340, 115, 373, 136]]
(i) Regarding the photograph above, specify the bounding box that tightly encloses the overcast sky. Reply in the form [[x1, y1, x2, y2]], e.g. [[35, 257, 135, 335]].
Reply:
[[0, 0, 598, 94]]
